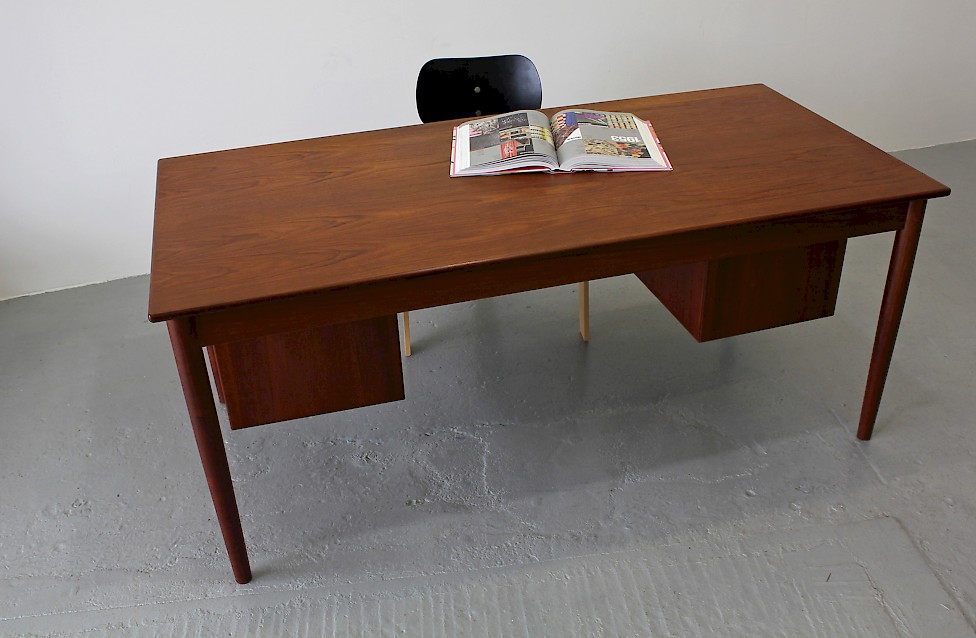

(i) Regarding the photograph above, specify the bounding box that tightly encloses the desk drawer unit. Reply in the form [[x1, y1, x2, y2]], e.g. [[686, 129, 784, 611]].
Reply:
[[206, 315, 404, 429], [637, 240, 847, 342]]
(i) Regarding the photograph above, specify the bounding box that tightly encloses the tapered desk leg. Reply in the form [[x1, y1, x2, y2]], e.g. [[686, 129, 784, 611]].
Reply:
[[858, 200, 927, 441], [168, 318, 252, 583]]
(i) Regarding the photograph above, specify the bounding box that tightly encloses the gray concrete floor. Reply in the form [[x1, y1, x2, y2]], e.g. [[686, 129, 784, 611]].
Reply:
[[1, 140, 975, 636]]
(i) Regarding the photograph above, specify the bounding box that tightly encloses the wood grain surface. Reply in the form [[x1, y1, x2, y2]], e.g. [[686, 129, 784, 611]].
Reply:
[[148, 84, 949, 322], [637, 240, 847, 342], [211, 316, 404, 429]]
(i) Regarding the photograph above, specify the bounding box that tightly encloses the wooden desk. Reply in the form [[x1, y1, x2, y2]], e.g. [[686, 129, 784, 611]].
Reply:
[[148, 84, 950, 583]]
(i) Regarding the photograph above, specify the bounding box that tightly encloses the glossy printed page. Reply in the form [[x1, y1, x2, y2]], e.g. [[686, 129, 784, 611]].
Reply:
[[451, 110, 558, 175], [551, 109, 671, 171]]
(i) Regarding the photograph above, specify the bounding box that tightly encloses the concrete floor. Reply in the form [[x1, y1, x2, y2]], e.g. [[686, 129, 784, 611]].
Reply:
[[1, 140, 975, 636]]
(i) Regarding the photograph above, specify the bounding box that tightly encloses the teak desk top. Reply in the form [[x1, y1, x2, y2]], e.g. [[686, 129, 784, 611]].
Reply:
[[148, 84, 948, 323]]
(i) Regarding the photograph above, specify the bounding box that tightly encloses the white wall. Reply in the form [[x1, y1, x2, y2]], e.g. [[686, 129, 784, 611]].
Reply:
[[2, 0, 975, 301]]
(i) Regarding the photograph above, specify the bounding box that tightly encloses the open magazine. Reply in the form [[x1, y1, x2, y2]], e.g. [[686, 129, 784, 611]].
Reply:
[[450, 109, 672, 176]]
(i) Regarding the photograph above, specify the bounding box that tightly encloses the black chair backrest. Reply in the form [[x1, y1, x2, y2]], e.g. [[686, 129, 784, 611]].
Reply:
[[416, 55, 542, 124]]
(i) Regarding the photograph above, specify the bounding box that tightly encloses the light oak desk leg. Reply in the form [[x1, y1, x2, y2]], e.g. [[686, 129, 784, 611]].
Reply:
[[579, 281, 590, 342], [402, 311, 412, 357], [168, 318, 252, 584], [858, 199, 926, 441]]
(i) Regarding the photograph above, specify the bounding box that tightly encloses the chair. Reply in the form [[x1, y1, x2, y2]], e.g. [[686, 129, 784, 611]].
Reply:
[[401, 55, 590, 356]]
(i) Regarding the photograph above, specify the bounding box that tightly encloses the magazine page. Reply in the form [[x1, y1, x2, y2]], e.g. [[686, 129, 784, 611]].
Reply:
[[450, 110, 559, 176], [550, 110, 672, 172]]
